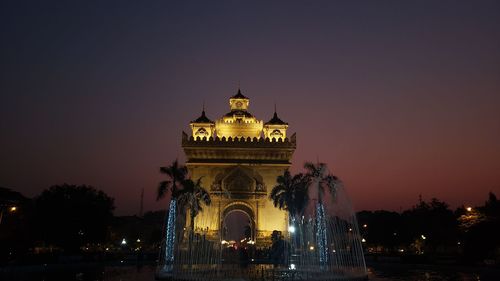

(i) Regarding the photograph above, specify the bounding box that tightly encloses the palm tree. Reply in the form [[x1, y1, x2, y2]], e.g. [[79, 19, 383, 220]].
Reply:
[[304, 162, 340, 204], [304, 162, 342, 266], [177, 177, 211, 244], [270, 170, 309, 222], [177, 178, 211, 266], [270, 170, 308, 266], [157, 159, 188, 201], [157, 159, 188, 272]]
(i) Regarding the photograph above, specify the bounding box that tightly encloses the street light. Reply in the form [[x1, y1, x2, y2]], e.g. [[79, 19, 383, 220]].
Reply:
[[466, 207, 472, 212], [0, 205, 18, 224], [288, 225, 296, 233]]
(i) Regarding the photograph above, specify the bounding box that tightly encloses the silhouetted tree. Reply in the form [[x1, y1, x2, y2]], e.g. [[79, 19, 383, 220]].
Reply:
[[157, 160, 189, 268], [35, 184, 114, 252], [401, 198, 457, 254], [357, 210, 402, 252], [0, 187, 33, 263], [177, 178, 211, 240], [483, 192, 500, 219], [157, 159, 188, 201], [304, 162, 341, 205], [462, 192, 500, 262], [270, 170, 309, 221], [304, 162, 341, 265]]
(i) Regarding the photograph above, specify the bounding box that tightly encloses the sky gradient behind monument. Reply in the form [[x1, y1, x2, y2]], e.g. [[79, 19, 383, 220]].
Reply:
[[1, 1, 499, 214]]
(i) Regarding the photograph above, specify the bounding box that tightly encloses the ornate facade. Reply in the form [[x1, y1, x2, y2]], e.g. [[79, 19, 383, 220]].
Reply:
[[182, 89, 296, 245]]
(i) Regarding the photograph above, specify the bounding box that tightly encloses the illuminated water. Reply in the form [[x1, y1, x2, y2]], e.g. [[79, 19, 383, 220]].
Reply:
[[157, 179, 367, 280]]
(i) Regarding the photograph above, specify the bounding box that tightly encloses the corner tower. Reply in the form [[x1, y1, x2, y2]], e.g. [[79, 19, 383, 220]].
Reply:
[[263, 107, 288, 140], [181, 89, 296, 246], [190, 108, 215, 139]]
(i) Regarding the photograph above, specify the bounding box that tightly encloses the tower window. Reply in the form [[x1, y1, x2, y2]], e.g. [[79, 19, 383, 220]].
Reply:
[[195, 127, 209, 137], [270, 129, 283, 137]]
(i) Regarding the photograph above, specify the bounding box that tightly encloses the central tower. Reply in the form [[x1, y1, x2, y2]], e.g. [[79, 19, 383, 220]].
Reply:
[[182, 89, 296, 246]]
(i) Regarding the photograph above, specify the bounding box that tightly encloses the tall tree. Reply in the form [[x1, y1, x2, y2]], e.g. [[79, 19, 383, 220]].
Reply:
[[157, 159, 188, 272], [176, 177, 210, 269], [177, 178, 211, 241], [402, 198, 457, 253], [270, 170, 308, 260], [35, 184, 115, 252], [304, 162, 342, 266]]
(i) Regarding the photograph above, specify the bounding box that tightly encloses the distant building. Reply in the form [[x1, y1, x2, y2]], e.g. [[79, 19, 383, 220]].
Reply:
[[182, 89, 296, 246]]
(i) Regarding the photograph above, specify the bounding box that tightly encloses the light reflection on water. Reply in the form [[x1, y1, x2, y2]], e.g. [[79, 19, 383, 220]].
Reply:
[[2, 264, 499, 281]]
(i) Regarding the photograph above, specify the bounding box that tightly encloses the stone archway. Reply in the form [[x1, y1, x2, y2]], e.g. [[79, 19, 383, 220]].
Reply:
[[222, 201, 256, 241]]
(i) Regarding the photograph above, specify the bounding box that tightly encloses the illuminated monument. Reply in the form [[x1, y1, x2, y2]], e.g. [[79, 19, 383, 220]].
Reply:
[[158, 89, 366, 280], [182, 89, 296, 245]]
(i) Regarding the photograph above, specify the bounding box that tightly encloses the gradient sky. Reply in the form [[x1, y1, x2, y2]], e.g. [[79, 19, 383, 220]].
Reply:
[[1, 1, 499, 215]]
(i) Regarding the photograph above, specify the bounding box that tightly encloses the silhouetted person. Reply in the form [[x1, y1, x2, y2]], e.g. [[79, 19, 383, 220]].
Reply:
[[239, 246, 249, 268]]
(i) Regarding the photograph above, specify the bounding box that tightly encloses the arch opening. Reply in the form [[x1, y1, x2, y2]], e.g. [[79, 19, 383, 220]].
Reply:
[[221, 202, 256, 243], [223, 210, 252, 242]]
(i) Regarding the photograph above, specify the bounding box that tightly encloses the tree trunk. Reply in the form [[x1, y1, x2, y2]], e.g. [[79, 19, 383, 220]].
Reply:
[[316, 202, 328, 267], [163, 198, 177, 272], [188, 211, 195, 267]]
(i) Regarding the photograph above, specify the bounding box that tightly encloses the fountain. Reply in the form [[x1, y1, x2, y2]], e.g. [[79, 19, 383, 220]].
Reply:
[[156, 165, 367, 281], [156, 90, 366, 279]]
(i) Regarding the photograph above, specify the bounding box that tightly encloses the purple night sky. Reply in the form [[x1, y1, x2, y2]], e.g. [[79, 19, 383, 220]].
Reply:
[[1, 1, 499, 215]]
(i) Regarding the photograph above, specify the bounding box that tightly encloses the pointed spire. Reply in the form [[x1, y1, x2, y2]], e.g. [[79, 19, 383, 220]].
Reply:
[[200, 102, 206, 117], [191, 103, 214, 124], [265, 103, 288, 125], [231, 88, 248, 99]]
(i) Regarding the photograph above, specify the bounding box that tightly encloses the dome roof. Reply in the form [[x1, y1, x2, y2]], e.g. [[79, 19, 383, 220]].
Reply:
[[223, 110, 254, 118], [265, 112, 287, 125], [191, 110, 214, 124]]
